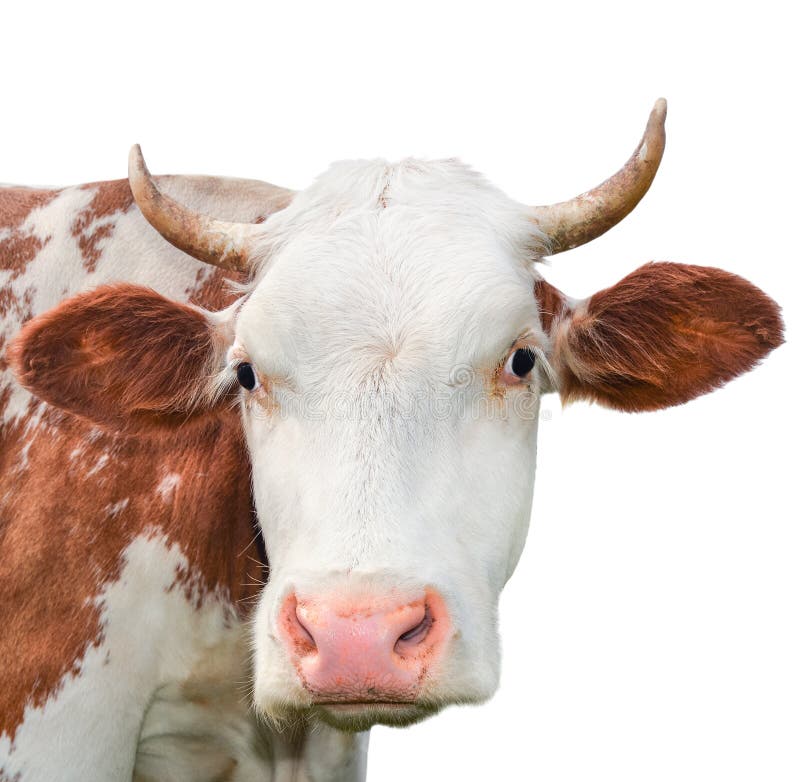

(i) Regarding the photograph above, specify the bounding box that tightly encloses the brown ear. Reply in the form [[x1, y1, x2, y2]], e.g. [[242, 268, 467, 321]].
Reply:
[[543, 262, 783, 412], [8, 284, 232, 430]]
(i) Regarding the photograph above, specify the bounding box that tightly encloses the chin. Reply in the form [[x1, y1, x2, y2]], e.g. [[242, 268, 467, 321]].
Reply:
[[311, 701, 442, 732]]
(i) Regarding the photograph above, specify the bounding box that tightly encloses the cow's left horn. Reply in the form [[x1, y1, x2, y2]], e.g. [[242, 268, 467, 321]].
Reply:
[[128, 145, 267, 272], [530, 98, 667, 255]]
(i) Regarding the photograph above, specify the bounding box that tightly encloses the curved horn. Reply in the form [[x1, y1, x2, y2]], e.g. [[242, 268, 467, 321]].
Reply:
[[128, 145, 269, 272], [530, 98, 667, 255]]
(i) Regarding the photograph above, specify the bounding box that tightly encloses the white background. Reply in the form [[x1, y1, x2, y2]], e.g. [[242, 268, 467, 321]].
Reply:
[[3, 2, 797, 780]]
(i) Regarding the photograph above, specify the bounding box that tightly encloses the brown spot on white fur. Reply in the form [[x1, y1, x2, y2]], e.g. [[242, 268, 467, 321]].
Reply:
[[0, 188, 60, 292], [71, 180, 135, 273]]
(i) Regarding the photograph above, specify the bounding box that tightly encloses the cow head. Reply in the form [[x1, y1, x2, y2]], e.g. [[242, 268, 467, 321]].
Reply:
[[10, 100, 783, 732]]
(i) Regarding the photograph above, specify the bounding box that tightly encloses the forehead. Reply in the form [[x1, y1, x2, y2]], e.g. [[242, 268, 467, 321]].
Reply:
[[238, 159, 542, 374]]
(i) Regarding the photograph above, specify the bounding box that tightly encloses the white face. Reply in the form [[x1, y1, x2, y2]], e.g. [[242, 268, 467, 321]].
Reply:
[[232, 159, 551, 730]]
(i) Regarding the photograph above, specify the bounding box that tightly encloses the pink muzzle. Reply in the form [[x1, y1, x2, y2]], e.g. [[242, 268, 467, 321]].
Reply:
[[278, 589, 450, 702]]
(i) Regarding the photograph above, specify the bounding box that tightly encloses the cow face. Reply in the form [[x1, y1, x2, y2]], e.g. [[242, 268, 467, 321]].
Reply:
[[233, 161, 549, 727], [10, 103, 784, 731]]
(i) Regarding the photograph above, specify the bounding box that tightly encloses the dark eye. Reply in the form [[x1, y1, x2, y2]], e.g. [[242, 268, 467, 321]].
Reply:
[[506, 347, 536, 379], [236, 362, 258, 391]]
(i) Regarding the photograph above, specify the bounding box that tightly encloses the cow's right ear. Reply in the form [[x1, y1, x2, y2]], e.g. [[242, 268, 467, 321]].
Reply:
[[8, 284, 236, 431]]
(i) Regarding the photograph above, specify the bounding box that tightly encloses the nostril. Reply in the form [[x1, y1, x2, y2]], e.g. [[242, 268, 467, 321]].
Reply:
[[281, 595, 317, 655], [395, 605, 433, 649], [294, 607, 317, 650]]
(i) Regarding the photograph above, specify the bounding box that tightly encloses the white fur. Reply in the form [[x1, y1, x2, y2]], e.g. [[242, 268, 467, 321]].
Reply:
[[226, 158, 549, 718]]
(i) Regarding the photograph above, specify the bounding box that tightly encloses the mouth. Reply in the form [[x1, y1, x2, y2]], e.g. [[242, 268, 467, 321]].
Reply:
[[312, 700, 440, 731]]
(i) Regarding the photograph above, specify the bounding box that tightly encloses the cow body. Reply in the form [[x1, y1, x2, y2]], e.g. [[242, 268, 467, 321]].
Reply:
[[0, 180, 366, 781], [0, 103, 784, 781]]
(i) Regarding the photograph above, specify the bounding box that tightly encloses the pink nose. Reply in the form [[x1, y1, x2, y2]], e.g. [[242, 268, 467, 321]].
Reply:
[[278, 590, 450, 702]]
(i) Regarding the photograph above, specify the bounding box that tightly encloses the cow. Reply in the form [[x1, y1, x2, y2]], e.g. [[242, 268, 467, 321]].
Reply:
[[0, 99, 783, 781]]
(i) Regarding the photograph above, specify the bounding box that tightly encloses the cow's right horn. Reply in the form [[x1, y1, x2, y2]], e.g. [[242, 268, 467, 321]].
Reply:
[[128, 145, 268, 273]]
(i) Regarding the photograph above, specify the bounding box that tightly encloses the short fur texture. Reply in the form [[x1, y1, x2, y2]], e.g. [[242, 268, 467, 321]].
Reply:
[[9, 284, 228, 430], [552, 262, 784, 411]]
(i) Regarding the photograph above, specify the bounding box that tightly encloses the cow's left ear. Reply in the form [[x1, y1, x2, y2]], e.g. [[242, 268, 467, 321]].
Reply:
[[539, 262, 784, 412], [8, 284, 236, 430]]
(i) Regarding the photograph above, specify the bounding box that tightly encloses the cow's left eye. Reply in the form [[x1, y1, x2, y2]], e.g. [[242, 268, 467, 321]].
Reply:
[[236, 362, 259, 391], [502, 347, 536, 384]]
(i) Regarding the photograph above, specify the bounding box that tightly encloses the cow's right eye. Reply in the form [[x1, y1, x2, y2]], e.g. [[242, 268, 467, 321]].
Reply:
[[500, 346, 536, 386], [236, 362, 259, 391]]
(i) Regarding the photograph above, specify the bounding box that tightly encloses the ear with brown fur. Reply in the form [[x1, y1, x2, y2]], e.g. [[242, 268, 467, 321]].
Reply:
[[8, 284, 233, 430], [542, 262, 784, 412]]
